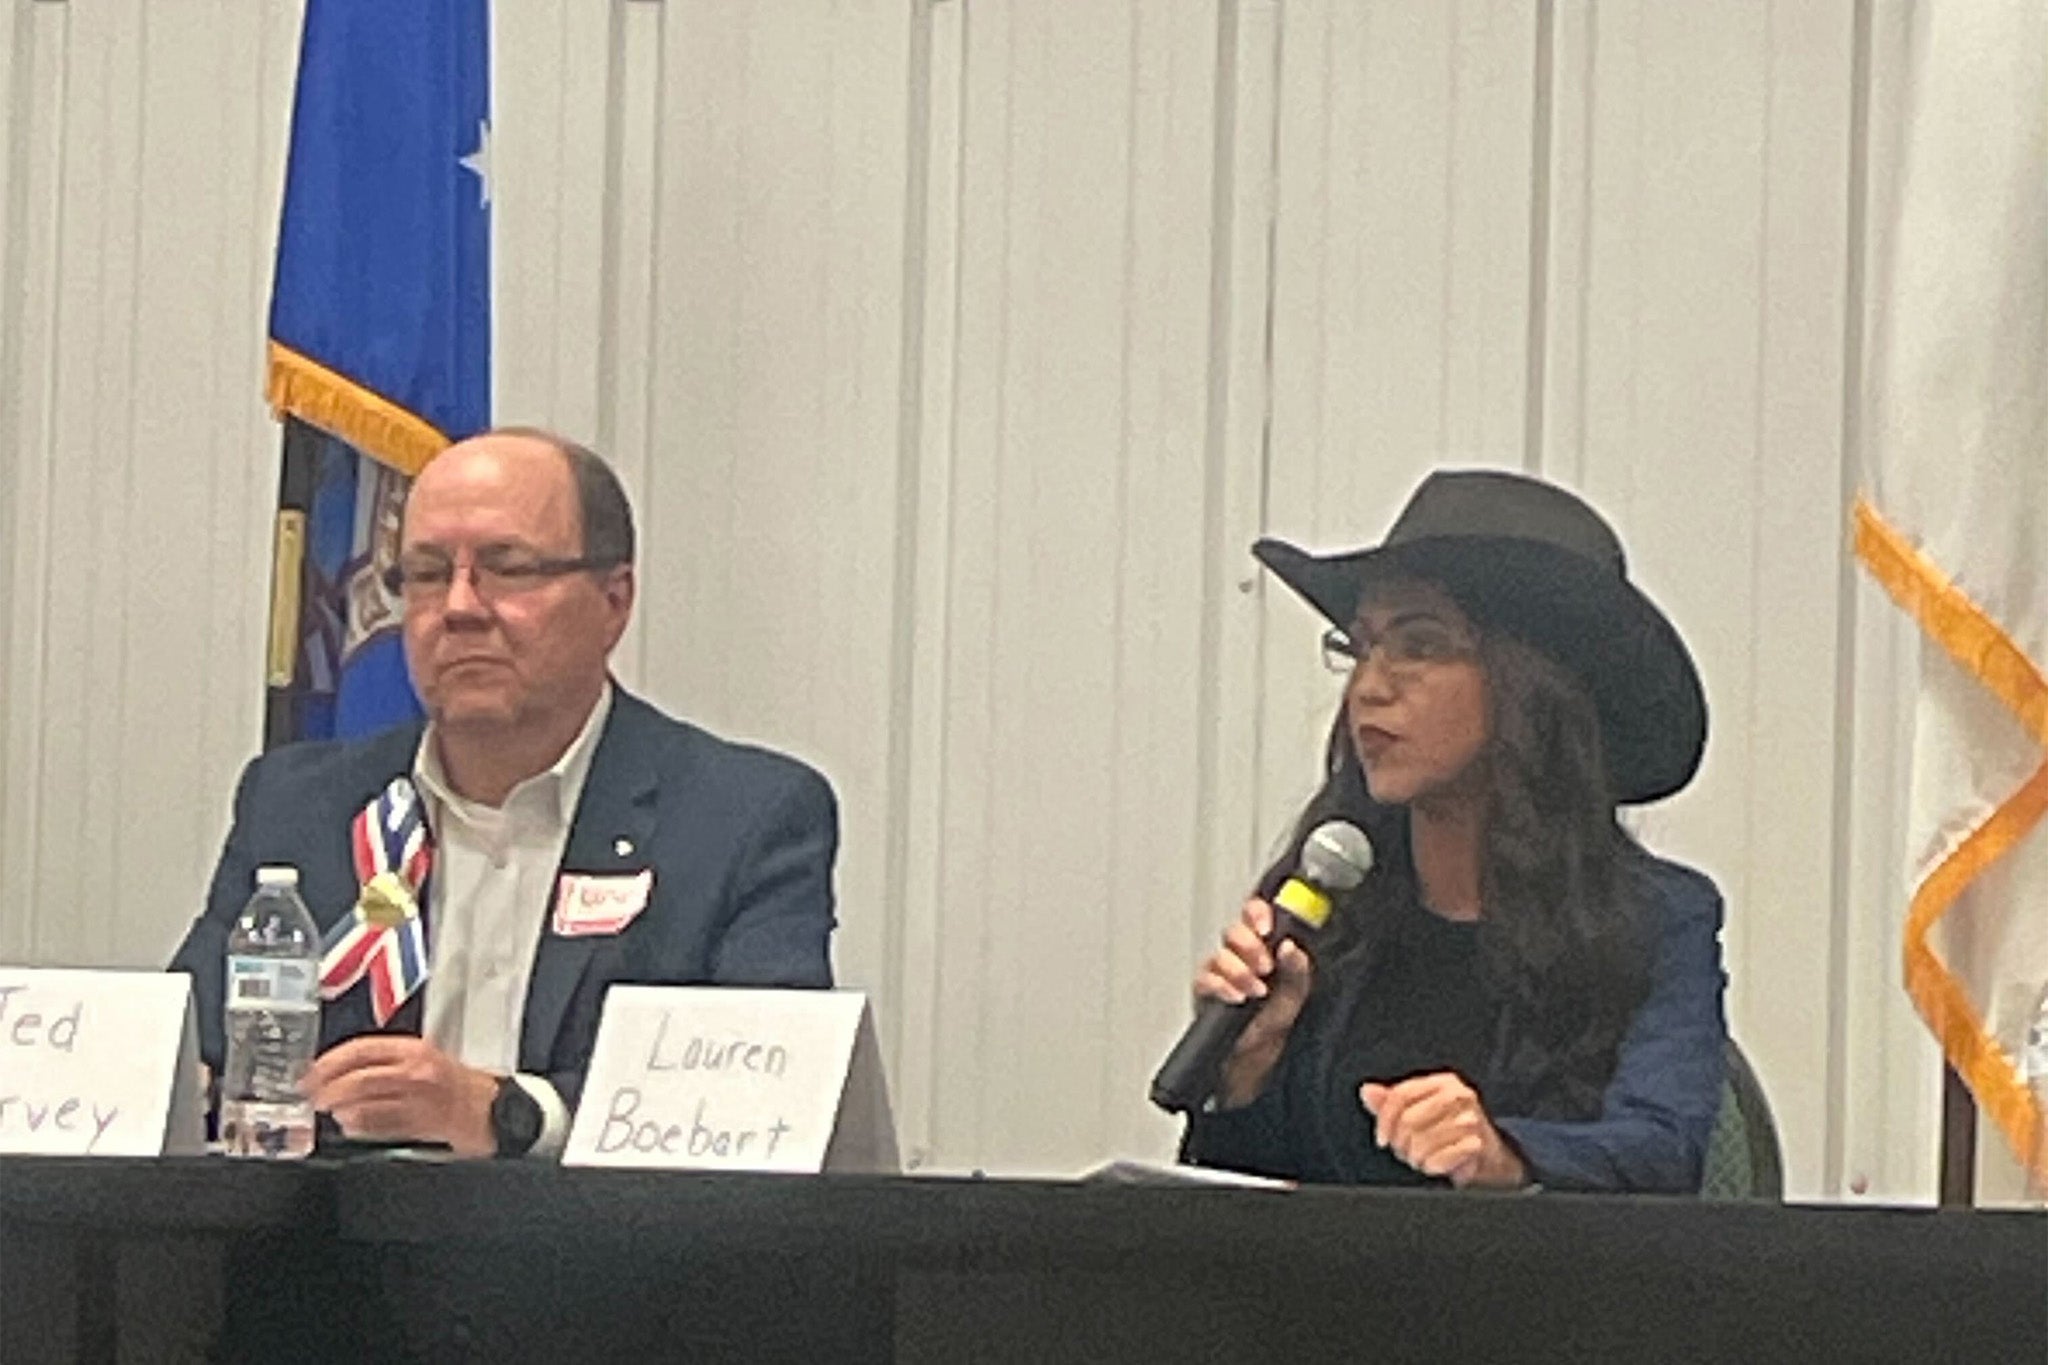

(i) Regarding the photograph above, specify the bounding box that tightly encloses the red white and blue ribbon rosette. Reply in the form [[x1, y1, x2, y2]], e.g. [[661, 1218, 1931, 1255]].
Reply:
[[318, 776, 432, 1025]]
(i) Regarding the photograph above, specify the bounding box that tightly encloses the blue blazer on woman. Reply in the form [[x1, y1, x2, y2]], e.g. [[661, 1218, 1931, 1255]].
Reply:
[[1185, 854, 1728, 1193]]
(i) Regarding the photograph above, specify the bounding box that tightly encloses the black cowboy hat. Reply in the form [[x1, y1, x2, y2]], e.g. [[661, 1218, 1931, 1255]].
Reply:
[[1253, 468, 1707, 804]]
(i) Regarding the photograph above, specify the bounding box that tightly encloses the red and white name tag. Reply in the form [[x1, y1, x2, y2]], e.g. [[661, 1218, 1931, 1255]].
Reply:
[[553, 870, 654, 938]]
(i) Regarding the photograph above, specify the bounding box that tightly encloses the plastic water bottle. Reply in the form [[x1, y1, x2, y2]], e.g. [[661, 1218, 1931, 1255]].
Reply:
[[220, 866, 322, 1158]]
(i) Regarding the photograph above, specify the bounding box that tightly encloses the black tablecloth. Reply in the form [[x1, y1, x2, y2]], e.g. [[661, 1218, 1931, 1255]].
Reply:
[[3, 1157, 2042, 1363]]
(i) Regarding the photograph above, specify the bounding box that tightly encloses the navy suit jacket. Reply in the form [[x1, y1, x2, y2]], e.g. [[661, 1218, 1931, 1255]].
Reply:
[[1184, 853, 1727, 1193], [171, 689, 837, 1109]]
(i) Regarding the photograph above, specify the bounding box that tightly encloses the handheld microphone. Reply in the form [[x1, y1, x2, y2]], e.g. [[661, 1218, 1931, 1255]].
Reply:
[[1148, 820, 1373, 1115]]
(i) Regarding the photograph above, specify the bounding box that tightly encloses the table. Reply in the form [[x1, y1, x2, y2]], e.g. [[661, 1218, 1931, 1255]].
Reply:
[[3, 1157, 2042, 1362], [0, 1158, 330, 1361]]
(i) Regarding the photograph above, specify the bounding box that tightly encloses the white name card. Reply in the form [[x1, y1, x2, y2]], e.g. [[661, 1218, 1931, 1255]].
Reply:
[[565, 987, 898, 1174], [0, 968, 204, 1157]]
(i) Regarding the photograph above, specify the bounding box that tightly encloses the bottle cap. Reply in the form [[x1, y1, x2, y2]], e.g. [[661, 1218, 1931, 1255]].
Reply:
[[255, 865, 301, 889]]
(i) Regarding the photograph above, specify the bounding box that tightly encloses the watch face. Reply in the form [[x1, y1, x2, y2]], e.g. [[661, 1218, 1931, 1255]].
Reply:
[[493, 1080, 543, 1155]]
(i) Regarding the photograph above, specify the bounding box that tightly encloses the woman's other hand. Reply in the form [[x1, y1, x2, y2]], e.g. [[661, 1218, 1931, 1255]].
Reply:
[[1359, 1071, 1529, 1189]]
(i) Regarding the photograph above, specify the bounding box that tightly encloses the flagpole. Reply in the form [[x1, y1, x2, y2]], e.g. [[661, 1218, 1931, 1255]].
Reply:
[[263, 417, 320, 752], [1938, 1064, 1978, 1207]]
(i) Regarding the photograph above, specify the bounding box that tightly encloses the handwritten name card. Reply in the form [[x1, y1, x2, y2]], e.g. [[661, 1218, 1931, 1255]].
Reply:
[[565, 987, 897, 1174], [0, 968, 203, 1157]]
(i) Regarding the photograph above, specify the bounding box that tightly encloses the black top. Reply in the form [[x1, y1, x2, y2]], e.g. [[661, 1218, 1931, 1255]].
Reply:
[[1184, 888, 1493, 1186]]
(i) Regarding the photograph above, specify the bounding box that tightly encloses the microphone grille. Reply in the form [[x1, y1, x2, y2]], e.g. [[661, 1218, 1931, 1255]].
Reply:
[[1299, 821, 1374, 892]]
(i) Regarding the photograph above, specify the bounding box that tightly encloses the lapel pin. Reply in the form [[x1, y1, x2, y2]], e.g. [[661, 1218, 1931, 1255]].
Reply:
[[614, 837, 634, 858]]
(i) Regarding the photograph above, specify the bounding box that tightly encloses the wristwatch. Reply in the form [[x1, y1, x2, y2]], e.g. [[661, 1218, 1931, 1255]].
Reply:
[[489, 1076, 545, 1158]]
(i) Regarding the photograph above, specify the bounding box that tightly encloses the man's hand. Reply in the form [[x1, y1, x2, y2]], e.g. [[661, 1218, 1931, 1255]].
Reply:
[[1359, 1072, 1528, 1189], [300, 1036, 499, 1158]]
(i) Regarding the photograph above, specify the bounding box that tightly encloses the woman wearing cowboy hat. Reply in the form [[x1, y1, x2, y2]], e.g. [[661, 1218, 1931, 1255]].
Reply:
[[1183, 469, 1727, 1192]]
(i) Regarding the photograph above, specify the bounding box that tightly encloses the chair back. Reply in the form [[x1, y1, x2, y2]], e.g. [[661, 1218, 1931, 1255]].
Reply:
[[1701, 1037, 1783, 1200]]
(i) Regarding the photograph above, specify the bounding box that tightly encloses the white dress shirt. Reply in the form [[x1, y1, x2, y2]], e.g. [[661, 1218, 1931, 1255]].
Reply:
[[413, 684, 613, 1158]]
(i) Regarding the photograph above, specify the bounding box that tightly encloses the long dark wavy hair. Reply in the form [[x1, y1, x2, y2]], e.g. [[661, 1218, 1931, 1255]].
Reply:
[[1266, 632, 1654, 1120]]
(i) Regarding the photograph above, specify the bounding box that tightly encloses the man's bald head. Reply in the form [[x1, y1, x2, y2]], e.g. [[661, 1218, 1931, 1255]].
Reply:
[[420, 426, 635, 566]]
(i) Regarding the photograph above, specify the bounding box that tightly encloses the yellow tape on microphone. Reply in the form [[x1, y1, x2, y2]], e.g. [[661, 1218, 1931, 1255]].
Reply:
[[1272, 878, 1333, 930]]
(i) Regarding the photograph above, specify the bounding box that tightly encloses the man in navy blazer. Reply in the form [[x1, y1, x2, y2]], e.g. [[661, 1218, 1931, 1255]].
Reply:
[[172, 427, 835, 1158]]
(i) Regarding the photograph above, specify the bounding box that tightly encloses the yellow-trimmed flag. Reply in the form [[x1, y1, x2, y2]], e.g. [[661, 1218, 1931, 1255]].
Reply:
[[264, 0, 491, 742], [1855, 0, 2047, 1183]]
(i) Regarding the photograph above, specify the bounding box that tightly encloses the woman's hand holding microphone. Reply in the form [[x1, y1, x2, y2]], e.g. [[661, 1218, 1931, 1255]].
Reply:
[[1190, 897, 1314, 1110]]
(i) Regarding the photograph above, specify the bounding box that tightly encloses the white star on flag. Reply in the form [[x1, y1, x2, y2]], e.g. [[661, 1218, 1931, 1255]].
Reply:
[[459, 119, 491, 208]]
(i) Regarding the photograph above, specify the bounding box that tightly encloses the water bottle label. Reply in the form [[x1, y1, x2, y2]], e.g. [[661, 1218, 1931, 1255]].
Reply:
[[227, 956, 318, 1008]]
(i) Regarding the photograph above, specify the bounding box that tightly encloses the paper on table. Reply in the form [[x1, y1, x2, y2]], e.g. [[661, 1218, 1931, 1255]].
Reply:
[[1081, 1158, 1294, 1190]]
